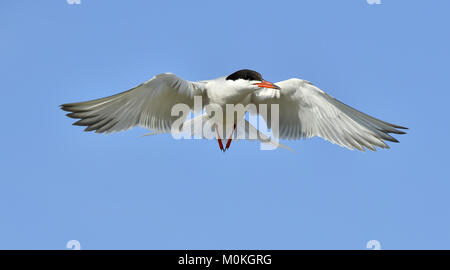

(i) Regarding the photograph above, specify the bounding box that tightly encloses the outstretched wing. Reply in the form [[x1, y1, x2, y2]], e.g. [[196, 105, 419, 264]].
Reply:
[[61, 73, 206, 133], [250, 78, 407, 151]]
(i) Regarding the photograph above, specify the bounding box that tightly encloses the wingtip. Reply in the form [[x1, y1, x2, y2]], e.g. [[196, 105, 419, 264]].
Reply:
[[60, 104, 73, 112], [390, 129, 407, 135], [389, 137, 400, 143], [66, 112, 77, 119], [389, 124, 408, 131], [396, 125, 408, 130]]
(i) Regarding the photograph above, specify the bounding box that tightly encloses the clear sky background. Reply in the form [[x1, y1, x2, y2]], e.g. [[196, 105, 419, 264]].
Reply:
[[1, 0, 449, 250]]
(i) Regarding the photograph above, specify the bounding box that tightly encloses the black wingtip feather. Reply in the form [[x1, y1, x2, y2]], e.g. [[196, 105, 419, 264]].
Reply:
[[390, 137, 400, 143], [394, 125, 408, 130], [389, 130, 407, 135], [61, 105, 72, 112]]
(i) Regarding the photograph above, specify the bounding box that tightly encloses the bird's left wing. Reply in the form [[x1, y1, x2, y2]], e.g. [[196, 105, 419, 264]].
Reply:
[[250, 78, 407, 151], [61, 73, 206, 134]]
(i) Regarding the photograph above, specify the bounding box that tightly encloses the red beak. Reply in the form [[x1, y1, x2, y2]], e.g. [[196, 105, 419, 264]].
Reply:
[[254, 80, 280, 89]]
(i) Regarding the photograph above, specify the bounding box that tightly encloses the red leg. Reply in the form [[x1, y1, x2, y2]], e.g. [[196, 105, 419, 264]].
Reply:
[[225, 124, 236, 151], [214, 124, 224, 152]]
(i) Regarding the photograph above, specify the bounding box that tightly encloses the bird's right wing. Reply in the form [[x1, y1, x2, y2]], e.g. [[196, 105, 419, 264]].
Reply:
[[61, 73, 206, 134], [251, 78, 407, 151]]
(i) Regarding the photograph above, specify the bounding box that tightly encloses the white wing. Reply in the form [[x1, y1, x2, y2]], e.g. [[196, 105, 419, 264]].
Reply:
[[250, 78, 407, 151], [61, 73, 206, 133]]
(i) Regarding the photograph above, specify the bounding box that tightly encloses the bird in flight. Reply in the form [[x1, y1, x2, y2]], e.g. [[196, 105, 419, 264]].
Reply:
[[61, 69, 407, 152]]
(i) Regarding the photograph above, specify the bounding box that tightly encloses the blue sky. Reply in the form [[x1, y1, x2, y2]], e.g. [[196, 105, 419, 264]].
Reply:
[[1, 0, 449, 250]]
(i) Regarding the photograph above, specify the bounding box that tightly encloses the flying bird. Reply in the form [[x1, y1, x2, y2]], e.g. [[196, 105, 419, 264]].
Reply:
[[61, 69, 407, 152]]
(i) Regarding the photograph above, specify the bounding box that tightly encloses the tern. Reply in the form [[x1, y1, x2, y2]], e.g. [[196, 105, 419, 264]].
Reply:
[[61, 69, 407, 152]]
